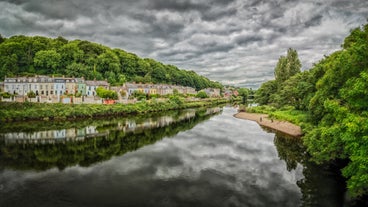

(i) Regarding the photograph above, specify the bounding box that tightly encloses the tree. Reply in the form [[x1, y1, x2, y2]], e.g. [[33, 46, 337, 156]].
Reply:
[[0, 34, 5, 44], [96, 87, 118, 100], [237, 88, 250, 105], [303, 23, 368, 197], [255, 80, 277, 105], [65, 63, 90, 78], [27, 91, 36, 101], [34, 50, 61, 74], [196, 91, 208, 99], [96, 51, 120, 74], [58, 42, 84, 68], [274, 48, 301, 88]]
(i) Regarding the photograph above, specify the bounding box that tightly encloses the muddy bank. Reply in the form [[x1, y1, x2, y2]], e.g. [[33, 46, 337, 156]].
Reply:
[[234, 112, 302, 137]]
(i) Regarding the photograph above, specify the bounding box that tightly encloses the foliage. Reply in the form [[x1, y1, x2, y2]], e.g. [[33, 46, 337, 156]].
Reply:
[[255, 80, 277, 105], [96, 87, 118, 100], [252, 23, 368, 198], [131, 90, 147, 101], [0, 107, 221, 171], [0, 35, 222, 90], [196, 91, 208, 99], [237, 88, 249, 105], [0, 92, 12, 98], [274, 48, 301, 88], [27, 91, 36, 98], [0, 98, 228, 122]]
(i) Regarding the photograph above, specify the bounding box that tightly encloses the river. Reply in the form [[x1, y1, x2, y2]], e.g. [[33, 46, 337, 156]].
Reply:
[[0, 107, 350, 206]]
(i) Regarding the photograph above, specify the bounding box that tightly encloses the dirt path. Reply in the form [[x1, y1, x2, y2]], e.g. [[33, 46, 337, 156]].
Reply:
[[234, 112, 302, 137]]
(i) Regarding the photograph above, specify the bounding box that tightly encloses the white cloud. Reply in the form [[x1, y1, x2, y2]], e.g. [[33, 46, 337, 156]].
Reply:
[[0, 0, 367, 88]]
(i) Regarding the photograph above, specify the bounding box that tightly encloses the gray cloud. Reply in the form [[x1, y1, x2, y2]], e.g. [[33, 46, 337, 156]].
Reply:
[[0, 0, 367, 88]]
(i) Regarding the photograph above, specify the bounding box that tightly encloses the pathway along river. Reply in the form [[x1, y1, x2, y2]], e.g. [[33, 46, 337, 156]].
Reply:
[[0, 107, 352, 206]]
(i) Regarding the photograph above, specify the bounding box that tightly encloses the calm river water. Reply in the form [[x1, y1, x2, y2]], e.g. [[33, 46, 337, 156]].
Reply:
[[0, 107, 351, 206]]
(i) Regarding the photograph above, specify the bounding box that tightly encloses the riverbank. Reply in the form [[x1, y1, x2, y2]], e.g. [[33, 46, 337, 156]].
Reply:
[[0, 98, 228, 122], [234, 112, 303, 137]]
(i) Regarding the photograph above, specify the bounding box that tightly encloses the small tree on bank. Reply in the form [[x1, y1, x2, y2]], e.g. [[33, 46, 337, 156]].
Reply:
[[96, 87, 118, 100]]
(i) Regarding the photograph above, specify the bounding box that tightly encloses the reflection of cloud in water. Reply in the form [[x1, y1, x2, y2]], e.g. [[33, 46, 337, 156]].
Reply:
[[0, 108, 303, 206]]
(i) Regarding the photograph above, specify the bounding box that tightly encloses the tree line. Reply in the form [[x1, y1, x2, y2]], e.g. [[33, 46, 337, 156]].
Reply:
[[255, 24, 368, 198], [0, 34, 222, 90]]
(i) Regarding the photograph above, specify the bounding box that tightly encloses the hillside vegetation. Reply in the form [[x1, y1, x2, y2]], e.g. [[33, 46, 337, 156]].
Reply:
[[0, 34, 222, 90], [254, 23, 368, 198]]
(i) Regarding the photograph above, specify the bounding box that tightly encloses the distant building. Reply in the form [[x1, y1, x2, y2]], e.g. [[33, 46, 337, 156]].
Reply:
[[65, 78, 77, 95], [54, 78, 66, 96], [75, 78, 86, 96], [204, 88, 221, 97], [85, 80, 109, 96]]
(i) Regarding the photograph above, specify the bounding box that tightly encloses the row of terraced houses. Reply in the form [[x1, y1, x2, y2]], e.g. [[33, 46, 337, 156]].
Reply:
[[0, 76, 220, 103]]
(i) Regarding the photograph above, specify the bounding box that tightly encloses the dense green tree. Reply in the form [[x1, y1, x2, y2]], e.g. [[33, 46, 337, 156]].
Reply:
[[253, 23, 368, 198], [96, 87, 118, 100], [65, 63, 90, 79], [58, 42, 84, 68], [274, 48, 301, 88], [33, 50, 61, 74], [196, 91, 208, 99], [0, 34, 5, 44], [0, 34, 222, 90], [255, 80, 277, 105], [237, 88, 250, 105]]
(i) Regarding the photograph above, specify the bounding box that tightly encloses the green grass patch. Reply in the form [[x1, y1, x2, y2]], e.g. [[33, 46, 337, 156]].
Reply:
[[0, 98, 228, 122], [246, 105, 309, 126]]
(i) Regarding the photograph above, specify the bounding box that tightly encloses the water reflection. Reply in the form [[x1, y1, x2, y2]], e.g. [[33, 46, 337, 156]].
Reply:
[[0, 107, 352, 206], [0, 107, 221, 171], [274, 132, 350, 207]]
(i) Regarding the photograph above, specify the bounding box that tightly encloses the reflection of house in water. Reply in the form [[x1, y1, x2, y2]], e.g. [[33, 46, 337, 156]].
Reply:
[[158, 116, 174, 127], [0, 108, 221, 145], [66, 128, 76, 139], [54, 129, 66, 139], [86, 126, 98, 135], [126, 120, 136, 131], [76, 128, 86, 137], [205, 107, 221, 115]]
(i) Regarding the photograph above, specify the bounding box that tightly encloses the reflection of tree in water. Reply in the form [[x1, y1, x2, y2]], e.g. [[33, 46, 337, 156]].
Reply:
[[273, 132, 305, 171], [274, 132, 347, 207], [0, 108, 220, 171]]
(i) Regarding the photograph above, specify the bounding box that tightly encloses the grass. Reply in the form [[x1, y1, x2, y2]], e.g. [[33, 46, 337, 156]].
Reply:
[[0, 98, 228, 122], [245, 105, 309, 126]]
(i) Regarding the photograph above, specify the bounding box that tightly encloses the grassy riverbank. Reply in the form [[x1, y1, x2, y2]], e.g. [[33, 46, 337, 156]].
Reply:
[[0, 98, 228, 122], [243, 105, 310, 130]]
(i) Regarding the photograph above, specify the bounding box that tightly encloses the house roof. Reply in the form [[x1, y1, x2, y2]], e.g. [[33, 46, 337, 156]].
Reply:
[[85, 80, 109, 86]]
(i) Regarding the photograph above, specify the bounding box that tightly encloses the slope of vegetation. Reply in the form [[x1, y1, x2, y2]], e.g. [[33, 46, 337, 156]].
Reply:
[[0, 98, 227, 122], [0, 34, 222, 90], [254, 24, 368, 198]]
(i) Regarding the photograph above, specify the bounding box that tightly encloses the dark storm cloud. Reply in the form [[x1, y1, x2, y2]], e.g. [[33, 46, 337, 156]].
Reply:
[[0, 0, 368, 88]]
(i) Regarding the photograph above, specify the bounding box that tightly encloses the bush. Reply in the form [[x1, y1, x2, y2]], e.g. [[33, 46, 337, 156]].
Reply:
[[196, 91, 208, 99]]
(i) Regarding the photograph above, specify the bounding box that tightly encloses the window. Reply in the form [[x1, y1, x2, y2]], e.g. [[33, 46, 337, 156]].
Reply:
[[50, 91, 53, 95]]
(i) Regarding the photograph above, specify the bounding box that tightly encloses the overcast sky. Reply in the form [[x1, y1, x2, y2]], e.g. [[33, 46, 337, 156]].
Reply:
[[0, 0, 367, 88]]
